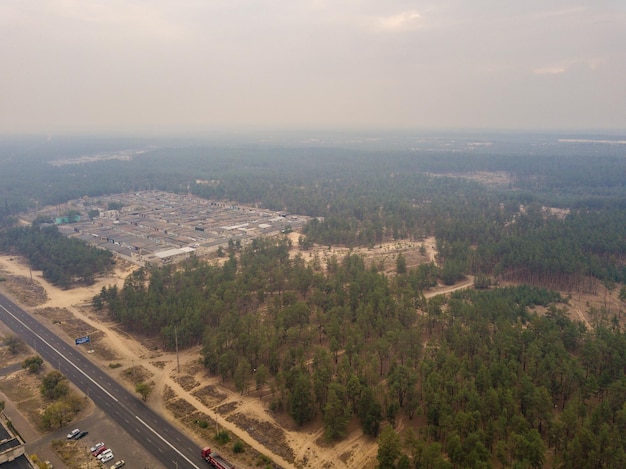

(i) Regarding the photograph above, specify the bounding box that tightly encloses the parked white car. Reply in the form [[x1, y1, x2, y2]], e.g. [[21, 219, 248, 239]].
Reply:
[[97, 449, 113, 461], [90, 442, 105, 453], [66, 429, 80, 439]]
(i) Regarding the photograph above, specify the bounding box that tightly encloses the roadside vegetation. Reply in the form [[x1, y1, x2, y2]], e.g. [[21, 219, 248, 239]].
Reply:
[[39, 370, 85, 430], [0, 337, 86, 433], [0, 225, 114, 288], [2, 133, 626, 467], [94, 238, 626, 467]]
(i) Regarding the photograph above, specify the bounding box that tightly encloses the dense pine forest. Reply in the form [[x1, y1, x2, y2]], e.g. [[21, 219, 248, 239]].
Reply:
[[2, 132, 626, 467], [0, 225, 114, 288], [94, 238, 626, 468]]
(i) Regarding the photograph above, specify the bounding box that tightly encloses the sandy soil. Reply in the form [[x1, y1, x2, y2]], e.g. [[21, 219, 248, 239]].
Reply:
[[287, 232, 438, 273], [0, 253, 385, 469], [0, 234, 443, 469], [1, 236, 617, 469]]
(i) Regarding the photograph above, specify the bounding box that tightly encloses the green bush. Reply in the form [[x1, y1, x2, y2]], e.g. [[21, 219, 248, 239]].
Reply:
[[196, 419, 209, 429], [22, 355, 44, 373], [233, 440, 244, 453], [215, 430, 230, 444]]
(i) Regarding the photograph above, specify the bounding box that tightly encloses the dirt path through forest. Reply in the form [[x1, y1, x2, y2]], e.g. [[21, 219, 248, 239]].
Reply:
[[0, 254, 383, 468], [0, 231, 606, 469], [0, 256, 297, 467]]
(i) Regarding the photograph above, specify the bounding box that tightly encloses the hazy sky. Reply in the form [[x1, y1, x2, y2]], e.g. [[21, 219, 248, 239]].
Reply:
[[2, 1, 625, 134]]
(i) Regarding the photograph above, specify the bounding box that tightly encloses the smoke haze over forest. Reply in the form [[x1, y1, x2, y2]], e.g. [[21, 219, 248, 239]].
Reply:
[[1, 0, 625, 135]]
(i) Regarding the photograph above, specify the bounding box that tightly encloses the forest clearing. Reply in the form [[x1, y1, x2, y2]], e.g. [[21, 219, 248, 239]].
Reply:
[[1, 225, 623, 469]]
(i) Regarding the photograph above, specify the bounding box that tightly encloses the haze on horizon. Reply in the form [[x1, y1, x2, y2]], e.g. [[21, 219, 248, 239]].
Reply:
[[1, 0, 625, 135]]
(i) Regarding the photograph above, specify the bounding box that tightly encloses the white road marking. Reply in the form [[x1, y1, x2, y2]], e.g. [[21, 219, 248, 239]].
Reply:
[[0, 303, 119, 402], [135, 416, 201, 469]]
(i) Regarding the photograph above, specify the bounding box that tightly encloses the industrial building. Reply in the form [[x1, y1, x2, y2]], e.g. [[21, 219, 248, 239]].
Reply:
[[35, 191, 308, 265]]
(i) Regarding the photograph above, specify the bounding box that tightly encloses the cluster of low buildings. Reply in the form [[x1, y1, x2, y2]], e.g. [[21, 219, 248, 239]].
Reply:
[[40, 191, 307, 265]]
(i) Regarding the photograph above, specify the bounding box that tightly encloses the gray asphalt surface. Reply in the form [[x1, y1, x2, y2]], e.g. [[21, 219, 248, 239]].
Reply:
[[0, 292, 207, 469]]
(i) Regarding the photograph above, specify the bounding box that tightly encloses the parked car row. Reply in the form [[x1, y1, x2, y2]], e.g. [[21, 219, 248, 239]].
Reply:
[[67, 429, 124, 468], [92, 443, 118, 464], [92, 442, 125, 467]]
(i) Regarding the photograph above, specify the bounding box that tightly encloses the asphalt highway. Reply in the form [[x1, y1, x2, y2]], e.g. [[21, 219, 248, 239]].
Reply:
[[0, 292, 206, 469]]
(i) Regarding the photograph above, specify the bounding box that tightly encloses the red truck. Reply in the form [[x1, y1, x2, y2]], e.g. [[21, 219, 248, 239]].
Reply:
[[201, 447, 235, 469]]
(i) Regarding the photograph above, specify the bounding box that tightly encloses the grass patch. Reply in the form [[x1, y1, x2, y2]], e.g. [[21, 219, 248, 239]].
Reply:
[[121, 365, 152, 384], [0, 376, 36, 402], [172, 373, 200, 392], [195, 419, 210, 429], [233, 440, 245, 453], [51, 439, 91, 469], [215, 430, 231, 444]]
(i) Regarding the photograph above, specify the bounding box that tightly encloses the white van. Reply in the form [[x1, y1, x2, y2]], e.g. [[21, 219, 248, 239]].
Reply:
[[97, 449, 113, 461]]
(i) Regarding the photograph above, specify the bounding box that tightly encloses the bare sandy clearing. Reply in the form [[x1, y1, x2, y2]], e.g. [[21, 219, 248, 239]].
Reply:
[[287, 232, 437, 273]]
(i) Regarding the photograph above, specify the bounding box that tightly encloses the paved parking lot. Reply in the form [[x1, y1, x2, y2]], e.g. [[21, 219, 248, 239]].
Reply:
[[2, 397, 168, 469]]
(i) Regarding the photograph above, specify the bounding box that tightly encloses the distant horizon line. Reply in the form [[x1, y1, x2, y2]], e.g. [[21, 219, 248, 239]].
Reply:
[[1, 126, 625, 140]]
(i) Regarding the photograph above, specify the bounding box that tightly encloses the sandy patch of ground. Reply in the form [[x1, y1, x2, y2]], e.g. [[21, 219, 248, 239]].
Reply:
[[1, 253, 367, 468], [2, 236, 617, 469], [0, 242, 534, 469], [2, 237, 419, 468], [426, 170, 513, 189], [288, 232, 437, 273], [0, 271, 48, 306], [0, 363, 44, 429]]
